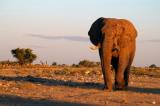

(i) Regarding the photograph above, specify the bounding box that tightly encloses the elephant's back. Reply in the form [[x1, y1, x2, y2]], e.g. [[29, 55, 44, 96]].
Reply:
[[103, 18, 137, 40], [119, 19, 137, 39]]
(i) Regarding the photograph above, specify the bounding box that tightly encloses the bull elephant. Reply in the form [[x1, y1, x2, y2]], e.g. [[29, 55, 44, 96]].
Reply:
[[88, 17, 137, 91]]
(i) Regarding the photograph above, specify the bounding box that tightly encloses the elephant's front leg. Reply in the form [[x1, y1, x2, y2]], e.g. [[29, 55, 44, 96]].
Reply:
[[103, 61, 112, 91], [99, 48, 108, 89], [115, 48, 129, 90], [102, 40, 113, 91]]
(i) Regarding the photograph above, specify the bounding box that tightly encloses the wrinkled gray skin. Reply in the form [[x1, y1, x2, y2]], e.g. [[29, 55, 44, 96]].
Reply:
[[88, 17, 137, 91]]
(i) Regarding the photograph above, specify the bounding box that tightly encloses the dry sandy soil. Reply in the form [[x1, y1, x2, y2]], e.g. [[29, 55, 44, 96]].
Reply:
[[0, 65, 159, 106]]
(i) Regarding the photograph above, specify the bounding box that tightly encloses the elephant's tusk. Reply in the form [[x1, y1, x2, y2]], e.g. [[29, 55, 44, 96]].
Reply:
[[89, 43, 101, 50], [89, 45, 99, 50]]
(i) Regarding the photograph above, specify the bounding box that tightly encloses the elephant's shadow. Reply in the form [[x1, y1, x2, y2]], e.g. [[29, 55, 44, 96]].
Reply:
[[0, 75, 104, 89], [0, 75, 159, 94], [127, 86, 160, 94]]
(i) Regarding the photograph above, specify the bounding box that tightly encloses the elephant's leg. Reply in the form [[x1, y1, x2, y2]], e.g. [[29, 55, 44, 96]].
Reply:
[[115, 48, 129, 90], [124, 50, 135, 87], [111, 57, 119, 88], [99, 48, 108, 89], [102, 42, 113, 91], [103, 65, 112, 91], [124, 65, 130, 87]]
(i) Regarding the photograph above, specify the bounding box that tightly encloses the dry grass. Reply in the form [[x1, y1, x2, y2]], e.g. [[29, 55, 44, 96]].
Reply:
[[0, 65, 160, 105], [131, 67, 160, 78]]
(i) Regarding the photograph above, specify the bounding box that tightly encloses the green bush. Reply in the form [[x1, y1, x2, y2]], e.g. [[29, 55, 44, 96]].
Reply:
[[149, 64, 157, 68], [11, 48, 37, 65]]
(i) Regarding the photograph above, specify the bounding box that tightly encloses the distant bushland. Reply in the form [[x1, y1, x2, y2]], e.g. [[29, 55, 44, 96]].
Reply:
[[78, 60, 100, 67], [0, 60, 18, 65]]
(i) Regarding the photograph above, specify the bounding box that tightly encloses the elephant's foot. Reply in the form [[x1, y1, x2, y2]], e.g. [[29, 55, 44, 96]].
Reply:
[[102, 85, 107, 90], [103, 85, 113, 92], [115, 82, 126, 90], [125, 80, 129, 87], [115, 86, 128, 90], [103, 87, 113, 92], [115, 85, 125, 90], [104, 89, 113, 92]]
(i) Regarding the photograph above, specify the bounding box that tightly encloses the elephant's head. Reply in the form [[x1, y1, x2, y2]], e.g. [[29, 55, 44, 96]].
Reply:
[[88, 17, 105, 47]]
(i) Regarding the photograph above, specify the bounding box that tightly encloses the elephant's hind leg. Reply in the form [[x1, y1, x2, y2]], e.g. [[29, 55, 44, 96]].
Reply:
[[111, 57, 119, 89], [124, 51, 135, 88], [124, 66, 130, 88], [115, 48, 129, 90]]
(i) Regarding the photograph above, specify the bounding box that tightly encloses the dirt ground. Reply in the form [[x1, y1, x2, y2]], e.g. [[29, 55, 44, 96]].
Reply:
[[0, 66, 159, 106]]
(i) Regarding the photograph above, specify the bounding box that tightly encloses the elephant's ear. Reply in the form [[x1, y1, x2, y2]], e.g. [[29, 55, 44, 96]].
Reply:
[[88, 17, 105, 46]]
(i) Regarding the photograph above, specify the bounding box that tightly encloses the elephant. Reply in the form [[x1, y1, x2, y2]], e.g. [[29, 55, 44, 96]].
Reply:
[[88, 17, 137, 91]]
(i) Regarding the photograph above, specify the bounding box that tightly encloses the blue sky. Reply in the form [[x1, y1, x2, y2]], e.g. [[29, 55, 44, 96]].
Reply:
[[0, 0, 160, 66]]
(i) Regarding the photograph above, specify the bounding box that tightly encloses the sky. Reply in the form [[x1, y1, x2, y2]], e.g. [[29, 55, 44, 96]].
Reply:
[[0, 0, 160, 66]]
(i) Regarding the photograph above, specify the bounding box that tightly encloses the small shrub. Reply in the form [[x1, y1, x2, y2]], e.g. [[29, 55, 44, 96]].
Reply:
[[78, 60, 100, 67], [54, 70, 67, 75], [52, 62, 57, 66], [149, 64, 157, 68], [54, 68, 70, 75], [72, 64, 79, 67]]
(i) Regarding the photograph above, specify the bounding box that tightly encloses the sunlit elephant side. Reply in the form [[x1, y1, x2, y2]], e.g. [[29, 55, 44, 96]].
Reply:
[[88, 17, 137, 91]]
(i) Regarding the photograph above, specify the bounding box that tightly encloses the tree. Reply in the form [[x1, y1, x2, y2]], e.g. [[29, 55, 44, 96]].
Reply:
[[11, 48, 37, 65], [149, 64, 157, 68]]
